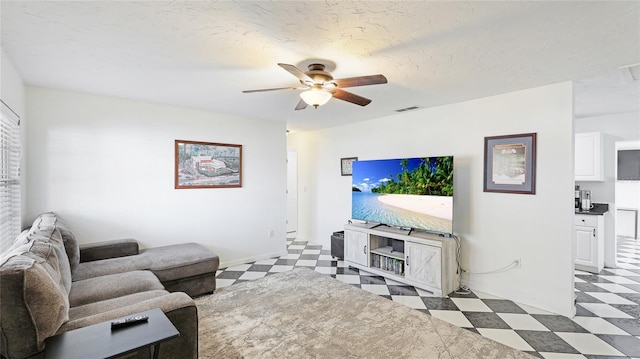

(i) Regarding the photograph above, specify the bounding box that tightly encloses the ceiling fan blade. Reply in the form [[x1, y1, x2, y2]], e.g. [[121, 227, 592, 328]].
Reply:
[[242, 86, 305, 93], [294, 99, 308, 111], [332, 89, 372, 106], [278, 63, 313, 83], [334, 74, 387, 88]]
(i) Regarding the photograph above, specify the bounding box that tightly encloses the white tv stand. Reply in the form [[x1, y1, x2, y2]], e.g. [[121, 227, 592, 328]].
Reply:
[[344, 223, 459, 297]]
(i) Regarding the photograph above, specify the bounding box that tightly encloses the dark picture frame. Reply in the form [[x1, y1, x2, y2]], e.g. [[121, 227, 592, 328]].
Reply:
[[484, 133, 536, 194], [341, 157, 358, 176], [175, 140, 242, 189]]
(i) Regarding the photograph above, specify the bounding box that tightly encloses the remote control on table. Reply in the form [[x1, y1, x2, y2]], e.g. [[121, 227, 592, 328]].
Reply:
[[110, 315, 149, 330]]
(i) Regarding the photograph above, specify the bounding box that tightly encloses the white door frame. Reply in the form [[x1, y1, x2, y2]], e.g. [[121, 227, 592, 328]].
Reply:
[[286, 150, 298, 235]]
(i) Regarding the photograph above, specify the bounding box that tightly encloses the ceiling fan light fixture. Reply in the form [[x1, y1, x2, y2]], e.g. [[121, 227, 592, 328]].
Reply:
[[300, 87, 332, 109], [243, 62, 387, 110]]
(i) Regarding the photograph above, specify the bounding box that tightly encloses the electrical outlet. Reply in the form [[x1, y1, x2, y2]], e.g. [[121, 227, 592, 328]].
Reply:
[[515, 258, 521, 269], [269, 230, 275, 238]]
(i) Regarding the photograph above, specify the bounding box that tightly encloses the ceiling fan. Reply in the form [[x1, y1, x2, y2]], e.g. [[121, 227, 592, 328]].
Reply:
[[242, 63, 388, 110]]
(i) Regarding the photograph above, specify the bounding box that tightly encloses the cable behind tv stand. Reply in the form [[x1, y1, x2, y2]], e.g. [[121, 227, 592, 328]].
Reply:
[[343, 223, 458, 297]]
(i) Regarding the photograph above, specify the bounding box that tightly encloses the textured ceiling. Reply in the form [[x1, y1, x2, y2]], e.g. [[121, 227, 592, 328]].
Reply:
[[1, 1, 639, 132]]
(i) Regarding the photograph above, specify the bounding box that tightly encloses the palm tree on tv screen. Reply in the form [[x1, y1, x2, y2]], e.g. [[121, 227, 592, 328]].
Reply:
[[372, 157, 453, 196]]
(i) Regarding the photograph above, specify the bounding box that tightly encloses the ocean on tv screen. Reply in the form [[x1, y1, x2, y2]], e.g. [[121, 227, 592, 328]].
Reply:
[[351, 157, 454, 234]]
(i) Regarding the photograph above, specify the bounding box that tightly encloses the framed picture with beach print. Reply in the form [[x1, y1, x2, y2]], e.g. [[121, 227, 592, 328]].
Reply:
[[484, 133, 536, 195], [175, 140, 242, 189]]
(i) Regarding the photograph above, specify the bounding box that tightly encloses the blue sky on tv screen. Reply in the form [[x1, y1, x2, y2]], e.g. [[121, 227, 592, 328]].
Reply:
[[352, 158, 424, 193]]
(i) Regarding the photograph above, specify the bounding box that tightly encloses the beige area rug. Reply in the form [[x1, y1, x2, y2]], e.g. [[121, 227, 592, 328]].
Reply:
[[195, 268, 535, 358]]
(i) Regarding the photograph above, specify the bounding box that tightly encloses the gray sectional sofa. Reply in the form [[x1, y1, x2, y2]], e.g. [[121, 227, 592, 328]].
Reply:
[[0, 212, 219, 359]]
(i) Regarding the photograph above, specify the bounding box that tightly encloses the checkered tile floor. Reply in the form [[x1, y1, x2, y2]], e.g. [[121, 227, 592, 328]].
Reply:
[[215, 237, 640, 358]]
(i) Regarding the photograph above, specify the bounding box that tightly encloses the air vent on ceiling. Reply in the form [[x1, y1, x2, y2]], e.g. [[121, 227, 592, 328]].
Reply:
[[619, 63, 640, 83], [395, 106, 422, 113]]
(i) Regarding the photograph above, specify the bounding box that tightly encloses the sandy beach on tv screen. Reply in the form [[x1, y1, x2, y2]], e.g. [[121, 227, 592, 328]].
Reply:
[[377, 194, 453, 220]]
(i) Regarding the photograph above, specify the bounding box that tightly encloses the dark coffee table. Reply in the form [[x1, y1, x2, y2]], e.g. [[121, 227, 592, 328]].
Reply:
[[45, 308, 179, 359]]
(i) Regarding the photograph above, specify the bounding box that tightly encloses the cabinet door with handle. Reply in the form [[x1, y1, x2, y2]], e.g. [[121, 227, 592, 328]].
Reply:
[[575, 225, 597, 267], [405, 242, 442, 290], [344, 230, 368, 266]]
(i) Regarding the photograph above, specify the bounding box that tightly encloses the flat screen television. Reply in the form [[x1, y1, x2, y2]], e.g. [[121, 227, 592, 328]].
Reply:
[[351, 156, 454, 235], [618, 149, 640, 180]]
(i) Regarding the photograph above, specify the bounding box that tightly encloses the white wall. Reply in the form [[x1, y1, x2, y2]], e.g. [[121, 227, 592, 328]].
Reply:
[[26, 87, 287, 268], [288, 82, 576, 317], [1, 48, 27, 222], [575, 111, 640, 142], [1, 49, 25, 117]]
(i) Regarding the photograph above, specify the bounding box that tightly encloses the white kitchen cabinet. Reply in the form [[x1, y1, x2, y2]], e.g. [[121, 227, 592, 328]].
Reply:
[[344, 229, 368, 266], [575, 132, 603, 181], [574, 214, 604, 273], [344, 223, 457, 296]]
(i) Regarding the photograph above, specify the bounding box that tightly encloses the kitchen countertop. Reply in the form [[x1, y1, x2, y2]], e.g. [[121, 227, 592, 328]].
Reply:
[[575, 203, 609, 215]]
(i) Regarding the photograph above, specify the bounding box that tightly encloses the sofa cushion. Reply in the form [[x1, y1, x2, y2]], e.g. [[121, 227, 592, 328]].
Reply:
[[2, 214, 73, 295], [0, 243, 70, 358], [74, 254, 153, 281], [28, 212, 81, 274], [23, 240, 70, 306], [72, 243, 219, 284], [80, 238, 139, 262], [30, 212, 57, 238], [0, 214, 55, 266], [10, 228, 30, 247], [2, 212, 57, 256], [69, 270, 165, 307], [67, 290, 170, 323], [24, 214, 73, 294], [54, 216, 81, 273], [42, 228, 72, 294], [142, 243, 219, 283], [0, 230, 33, 266]]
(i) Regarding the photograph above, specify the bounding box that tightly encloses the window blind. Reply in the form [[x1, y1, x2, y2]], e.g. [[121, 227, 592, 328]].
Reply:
[[0, 100, 21, 253]]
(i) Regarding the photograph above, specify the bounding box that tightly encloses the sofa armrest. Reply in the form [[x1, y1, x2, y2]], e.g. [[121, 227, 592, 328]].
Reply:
[[79, 239, 139, 262], [58, 292, 195, 332]]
